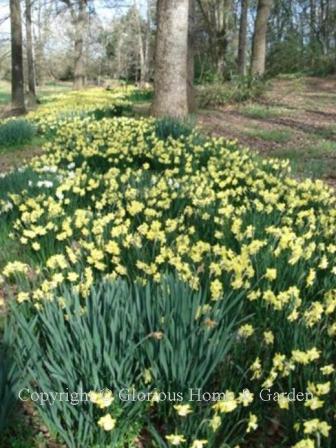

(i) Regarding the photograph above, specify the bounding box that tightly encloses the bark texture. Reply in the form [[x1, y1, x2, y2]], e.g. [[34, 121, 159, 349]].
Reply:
[[10, 0, 26, 114], [25, 0, 36, 97], [237, 0, 249, 75], [73, 0, 88, 90], [151, 0, 190, 118], [251, 0, 273, 76], [188, 0, 196, 112]]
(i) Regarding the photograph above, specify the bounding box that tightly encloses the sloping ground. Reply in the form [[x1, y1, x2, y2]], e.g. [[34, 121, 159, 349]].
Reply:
[[0, 146, 44, 173], [198, 76, 336, 187]]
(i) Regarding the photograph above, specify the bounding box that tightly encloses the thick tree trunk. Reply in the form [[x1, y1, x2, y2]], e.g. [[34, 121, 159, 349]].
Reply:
[[73, 0, 88, 90], [251, 0, 273, 76], [151, 0, 190, 118], [237, 0, 249, 75], [25, 0, 36, 97], [10, 0, 26, 114]]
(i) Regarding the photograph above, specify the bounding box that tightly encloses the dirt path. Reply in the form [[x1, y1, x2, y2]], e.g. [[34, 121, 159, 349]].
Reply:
[[197, 76, 336, 186], [0, 146, 43, 174]]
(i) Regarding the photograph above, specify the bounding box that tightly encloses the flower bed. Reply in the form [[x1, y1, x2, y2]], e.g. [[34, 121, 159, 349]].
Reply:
[[1, 105, 336, 447]]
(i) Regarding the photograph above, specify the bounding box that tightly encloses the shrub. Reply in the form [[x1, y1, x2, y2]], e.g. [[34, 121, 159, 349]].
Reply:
[[12, 276, 243, 448], [0, 119, 36, 147], [88, 104, 133, 120], [197, 76, 266, 108], [128, 89, 153, 103]]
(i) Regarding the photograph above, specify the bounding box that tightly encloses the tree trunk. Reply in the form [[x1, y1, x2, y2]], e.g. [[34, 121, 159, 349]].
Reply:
[[237, 0, 249, 75], [35, 0, 44, 86], [251, 0, 273, 76], [25, 0, 36, 97], [134, 0, 146, 84], [151, 0, 190, 118], [310, 0, 316, 44], [10, 0, 26, 114], [73, 0, 88, 90], [188, 0, 196, 112]]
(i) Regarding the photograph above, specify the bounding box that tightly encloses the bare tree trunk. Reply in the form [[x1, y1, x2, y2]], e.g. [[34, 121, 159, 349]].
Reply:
[[35, 0, 44, 86], [144, 0, 151, 82], [237, 0, 249, 75], [188, 0, 196, 112], [25, 0, 36, 97], [10, 0, 26, 114], [251, 0, 273, 76], [73, 0, 88, 90], [310, 0, 316, 44], [216, 0, 233, 79], [151, 0, 190, 118], [134, 0, 146, 84]]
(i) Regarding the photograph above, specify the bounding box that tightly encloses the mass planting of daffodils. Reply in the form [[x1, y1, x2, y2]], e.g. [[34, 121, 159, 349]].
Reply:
[[1, 88, 336, 447], [27, 87, 134, 133]]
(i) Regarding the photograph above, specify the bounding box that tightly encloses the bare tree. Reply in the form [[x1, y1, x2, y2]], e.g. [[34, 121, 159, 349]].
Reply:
[[151, 0, 190, 117], [10, 0, 26, 114], [25, 0, 36, 97], [196, 0, 235, 78], [61, 0, 89, 89], [133, 0, 150, 84], [237, 0, 249, 75], [251, 0, 273, 76]]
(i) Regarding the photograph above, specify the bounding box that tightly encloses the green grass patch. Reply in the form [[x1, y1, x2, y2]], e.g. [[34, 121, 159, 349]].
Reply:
[[0, 80, 72, 109], [270, 140, 336, 179], [0, 91, 10, 106], [312, 126, 336, 140], [0, 81, 11, 106], [246, 128, 293, 143], [239, 104, 291, 119], [304, 139, 336, 156]]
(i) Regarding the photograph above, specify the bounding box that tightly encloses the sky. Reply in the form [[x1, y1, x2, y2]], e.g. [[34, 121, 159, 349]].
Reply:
[[0, 1, 126, 37]]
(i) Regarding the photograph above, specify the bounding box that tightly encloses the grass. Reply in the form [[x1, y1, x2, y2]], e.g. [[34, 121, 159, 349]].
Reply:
[[313, 126, 336, 140], [270, 138, 336, 179], [239, 104, 291, 119], [0, 93, 11, 106], [0, 80, 72, 107], [303, 139, 336, 156], [0, 135, 45, 156], [0, 81, 11, 105], [245, 127, 293, 143], [196, 77, 266, 108]]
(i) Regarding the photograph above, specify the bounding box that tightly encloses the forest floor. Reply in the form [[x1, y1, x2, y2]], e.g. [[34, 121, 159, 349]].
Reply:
[[0, 139, 45, 172], [198, 75, 336, 187], [0, 76, 335, 186]]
